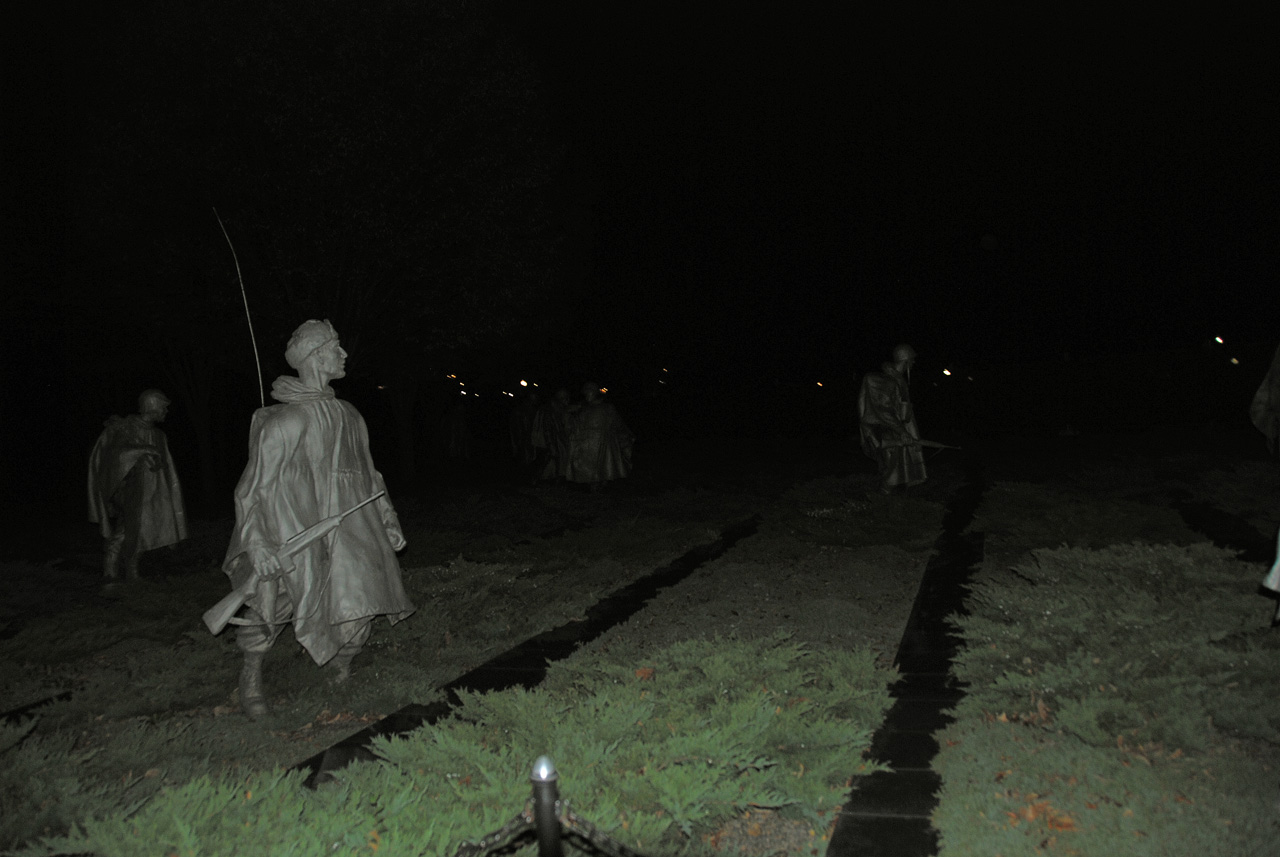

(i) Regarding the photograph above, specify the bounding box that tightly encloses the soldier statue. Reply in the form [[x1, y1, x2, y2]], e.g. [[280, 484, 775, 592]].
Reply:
[[87, 389, 187, 583], [565, 382, 634, 491], [218, 320, 415, 718], [858, 343, 928, 493], [531, 388, 573, 482]]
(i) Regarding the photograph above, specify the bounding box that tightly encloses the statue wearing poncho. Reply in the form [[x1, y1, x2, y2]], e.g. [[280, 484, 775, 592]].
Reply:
[[222, 320, 414, 717], [87, 389, 187, 580], [531, 388, 573, 481], [858, 343, 927, 493], [565, 382, 634, 489]]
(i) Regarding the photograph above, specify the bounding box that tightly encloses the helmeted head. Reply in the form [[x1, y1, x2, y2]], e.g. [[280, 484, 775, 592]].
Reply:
[[138, 389, 170, 422], [889, 343, 917, 380], [285, 319, 342, 370], [286, 320, 348, 388]]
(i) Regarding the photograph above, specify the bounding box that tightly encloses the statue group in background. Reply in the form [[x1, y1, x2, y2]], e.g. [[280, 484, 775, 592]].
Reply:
[[508, 390, 540, 474], [87, 389, 187, 585], [531, 388, 573, 482], [565, 382, 635, 491], [435, 396, 471, 463], [858, 343, 928, 493], [217, 320, 415, 718]]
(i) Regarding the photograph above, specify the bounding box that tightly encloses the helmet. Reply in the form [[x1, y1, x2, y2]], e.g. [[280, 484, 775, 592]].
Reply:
[[891, 343, 917, 363], [285, 319, 340, 369], [138, 389, 170, 413]]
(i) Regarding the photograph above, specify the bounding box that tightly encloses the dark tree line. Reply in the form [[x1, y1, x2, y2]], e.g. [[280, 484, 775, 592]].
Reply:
[[45, 0, 596, 511]]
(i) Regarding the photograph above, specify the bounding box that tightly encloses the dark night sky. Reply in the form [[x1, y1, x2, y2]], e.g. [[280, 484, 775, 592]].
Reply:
[[6, 3, 1278, 377], [1, 1, 1277, 511], [510, 5, 1277, 370]]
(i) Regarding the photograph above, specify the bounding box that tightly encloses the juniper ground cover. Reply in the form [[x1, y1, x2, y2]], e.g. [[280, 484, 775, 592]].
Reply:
[[932, 430, 1280, 856]]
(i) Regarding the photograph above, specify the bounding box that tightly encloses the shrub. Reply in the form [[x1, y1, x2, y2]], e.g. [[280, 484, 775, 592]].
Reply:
[[933, 542, 1280, 856], [19, 633, 893, 857]]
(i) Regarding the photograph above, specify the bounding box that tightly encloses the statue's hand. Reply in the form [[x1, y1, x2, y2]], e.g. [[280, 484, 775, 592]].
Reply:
[[248, 546, 282, 580], [386, 526, 407, 552]]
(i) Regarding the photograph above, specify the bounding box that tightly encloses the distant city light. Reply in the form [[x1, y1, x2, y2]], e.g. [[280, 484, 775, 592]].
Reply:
[[662, 368, 668, 373], [1230, 357, 1240, 365], [816, 381, 824, 387], [967, 376, 974, 382], [520, 380, 528, 387], [446, 374, 456, 379], [376, 385, 386, 390], [1215, 336, 1224, 344], [600, 387, 609, 393], [942, 369, 952, 376]]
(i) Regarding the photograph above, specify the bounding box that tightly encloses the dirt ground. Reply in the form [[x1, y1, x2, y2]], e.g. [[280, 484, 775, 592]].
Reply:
[[0, 436, 945, 672]]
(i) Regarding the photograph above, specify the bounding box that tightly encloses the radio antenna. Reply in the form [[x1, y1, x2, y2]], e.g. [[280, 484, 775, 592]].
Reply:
[[213, 207, 264, 408]]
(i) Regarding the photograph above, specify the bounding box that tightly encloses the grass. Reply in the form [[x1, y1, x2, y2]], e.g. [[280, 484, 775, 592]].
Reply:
[[933, 454, 1280, 856], [12, 634, 896, 857]]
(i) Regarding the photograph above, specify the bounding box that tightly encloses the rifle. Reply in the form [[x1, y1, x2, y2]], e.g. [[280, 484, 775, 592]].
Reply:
[[202, 490, 386, 635], [882, 438, 961, 450]]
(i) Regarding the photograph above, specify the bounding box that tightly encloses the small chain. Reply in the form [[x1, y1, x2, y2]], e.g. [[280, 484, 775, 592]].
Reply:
[[447, 798, 655, 857], [450, 799, 535, 857], [560, 802, 652, 857]]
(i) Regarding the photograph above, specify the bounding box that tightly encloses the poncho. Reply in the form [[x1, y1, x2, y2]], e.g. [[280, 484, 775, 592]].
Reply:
[[223, 376, 414, 664], [87, 414, 187, 549], [565, 401, 634, 484], [858, 364, 927, 489]]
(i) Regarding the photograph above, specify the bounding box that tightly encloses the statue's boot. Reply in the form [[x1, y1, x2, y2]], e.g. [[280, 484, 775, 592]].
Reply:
[[330, 651, 356, 685], [239, 653, 269, 718], [102, 534, 124, 580]]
